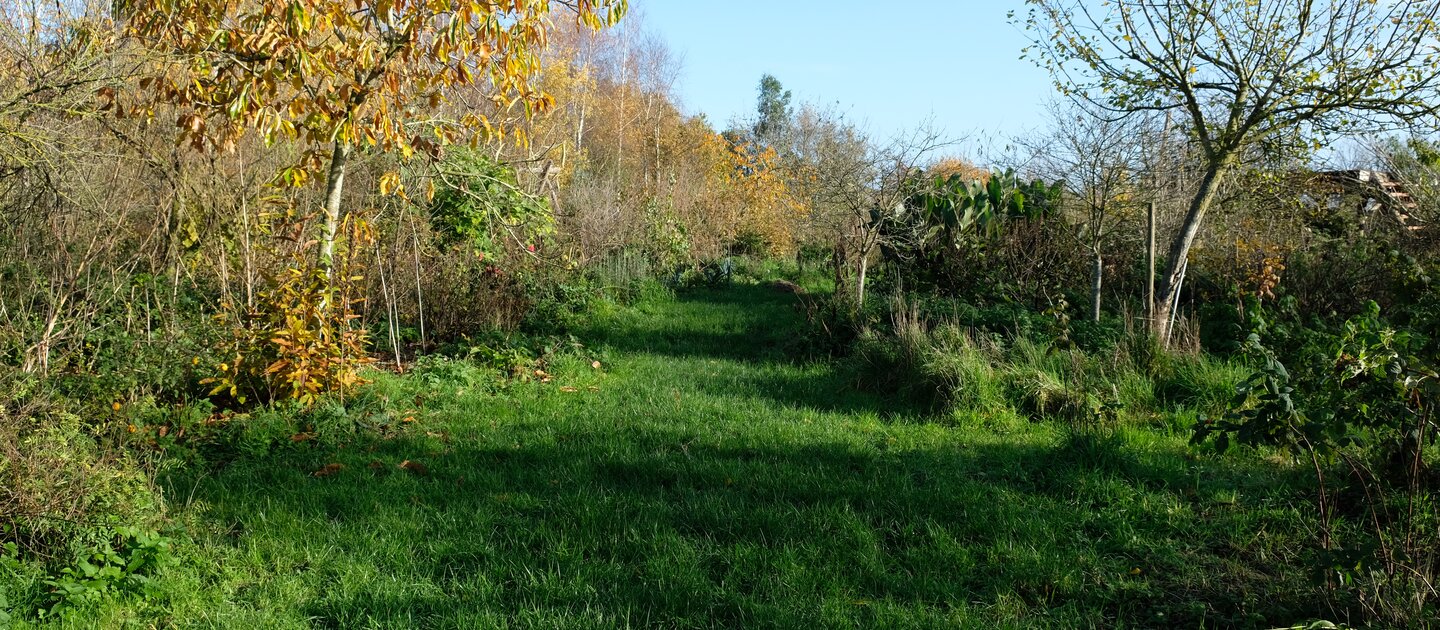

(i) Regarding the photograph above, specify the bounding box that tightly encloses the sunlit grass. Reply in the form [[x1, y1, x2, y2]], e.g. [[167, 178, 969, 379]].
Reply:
[[65, 284, 1329, 628]]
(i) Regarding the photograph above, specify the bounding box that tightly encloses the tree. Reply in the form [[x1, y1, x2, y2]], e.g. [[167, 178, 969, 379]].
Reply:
[[1020, 100, 1146, 321], [1020, 0, 1440, 342], [753, 74, 792, 148], [791, 106, 948, 308], [115, 0, 628, 271]]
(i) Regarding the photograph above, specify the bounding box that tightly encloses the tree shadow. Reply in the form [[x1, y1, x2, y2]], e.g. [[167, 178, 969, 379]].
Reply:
[[573, 285, 929, 418], [171, 424, 1323, 629], [575, 285, 813, 365]]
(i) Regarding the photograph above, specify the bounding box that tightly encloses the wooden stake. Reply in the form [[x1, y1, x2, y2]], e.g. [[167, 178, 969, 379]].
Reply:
[[1146, 201, 1156, 323]]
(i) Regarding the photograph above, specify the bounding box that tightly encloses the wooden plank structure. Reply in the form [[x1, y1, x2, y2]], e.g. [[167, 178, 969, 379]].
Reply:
[[1309, 169, 1423, 232]]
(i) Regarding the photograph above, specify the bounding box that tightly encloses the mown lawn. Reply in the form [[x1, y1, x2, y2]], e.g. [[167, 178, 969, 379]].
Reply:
[[87, 285, 1327, 628]]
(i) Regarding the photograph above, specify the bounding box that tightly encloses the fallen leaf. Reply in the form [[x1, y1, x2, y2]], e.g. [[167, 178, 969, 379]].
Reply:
[[587, 386, 600, 392], [367, 460, 386, 470], [591, 361, 602, 369], [313, 463, 345, 478], [560, 386, 579, 393], [398, 460, 429, 476], [401, 416, 416, 424], [290, 432, 316, 443]]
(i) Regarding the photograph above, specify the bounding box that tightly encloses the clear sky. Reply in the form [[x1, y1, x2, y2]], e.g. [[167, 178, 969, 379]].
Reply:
[[640, 0, 1056, 149]]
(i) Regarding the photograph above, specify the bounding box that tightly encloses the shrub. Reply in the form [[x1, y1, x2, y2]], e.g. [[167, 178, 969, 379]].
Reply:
[[0, 369, 162, 564], [1192, 303, 1440, 625], [204, 221, 374, 408]]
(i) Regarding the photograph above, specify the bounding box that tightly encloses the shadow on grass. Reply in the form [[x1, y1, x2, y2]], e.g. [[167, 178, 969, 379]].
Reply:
[[576, 285, 813, 364], [159, 284, 1332, 628], [169, 424, 1323, 629], [574, 285, 930, 419]]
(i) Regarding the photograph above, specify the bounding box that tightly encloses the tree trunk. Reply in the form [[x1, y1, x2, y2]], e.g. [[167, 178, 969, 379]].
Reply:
[[319, 142, 352, 272], [856, 252, 869, 310], [1154, 154, 1234, 343], [1090, 249, 1103, 322]]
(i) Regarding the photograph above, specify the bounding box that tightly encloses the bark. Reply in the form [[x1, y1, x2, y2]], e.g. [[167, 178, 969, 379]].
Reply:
[[319, 142, 352, 272], [1154, 153, 1234, 343]]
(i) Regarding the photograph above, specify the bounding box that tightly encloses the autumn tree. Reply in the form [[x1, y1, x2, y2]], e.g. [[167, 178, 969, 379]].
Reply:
[[114, 0, 628, 270], [1020, 0, 1440, 342]]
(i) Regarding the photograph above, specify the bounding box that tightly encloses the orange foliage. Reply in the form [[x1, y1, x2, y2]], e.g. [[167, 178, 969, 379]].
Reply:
[[930, 158, 991, 183], [116, 0, 626, 168]]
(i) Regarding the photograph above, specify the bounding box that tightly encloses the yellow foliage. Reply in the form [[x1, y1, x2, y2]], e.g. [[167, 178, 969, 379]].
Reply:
[[117, 0, 626, 174], [696, 135, 807, 254], [202, 216, 376, 407]]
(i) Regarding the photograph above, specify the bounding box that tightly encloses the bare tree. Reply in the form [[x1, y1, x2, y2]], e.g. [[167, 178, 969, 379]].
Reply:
[[790, 106, 949, 308], [1018, 100, 1147, 321]]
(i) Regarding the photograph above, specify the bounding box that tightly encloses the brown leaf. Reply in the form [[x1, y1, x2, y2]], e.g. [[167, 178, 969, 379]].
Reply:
[[313, 463, 345, 478], [560, 386, 578, 393], [290, 432, 316, 443], [398, 460, 429, 476]]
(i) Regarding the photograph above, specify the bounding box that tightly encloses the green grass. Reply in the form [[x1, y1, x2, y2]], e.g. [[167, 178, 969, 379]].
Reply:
[[50, 284, 1334, 628]]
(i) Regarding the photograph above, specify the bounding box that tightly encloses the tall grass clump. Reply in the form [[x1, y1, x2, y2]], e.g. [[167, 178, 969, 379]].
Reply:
[[591, 249, 655, 304], [849, 295, 1251, 430]]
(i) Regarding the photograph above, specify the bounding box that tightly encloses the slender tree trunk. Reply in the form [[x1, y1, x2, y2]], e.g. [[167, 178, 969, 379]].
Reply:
[[319, 142, 352, 272], [1154, 154, 1234, 343], [409, 215, 426, 351], [1090, 249, 1103, 322], [856, 251, 869, 310]]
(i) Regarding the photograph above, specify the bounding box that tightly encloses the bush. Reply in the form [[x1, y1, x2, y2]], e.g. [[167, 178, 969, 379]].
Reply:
[[0, 370, 162, 564], [204, 229, 374, 408]]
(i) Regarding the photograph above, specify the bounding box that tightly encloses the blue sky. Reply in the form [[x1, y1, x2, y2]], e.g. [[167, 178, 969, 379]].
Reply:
[[641, 0, 1055, 147]]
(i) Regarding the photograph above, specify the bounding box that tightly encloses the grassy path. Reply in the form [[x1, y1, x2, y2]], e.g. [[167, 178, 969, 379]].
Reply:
[[144, 285, 1313, 628]]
